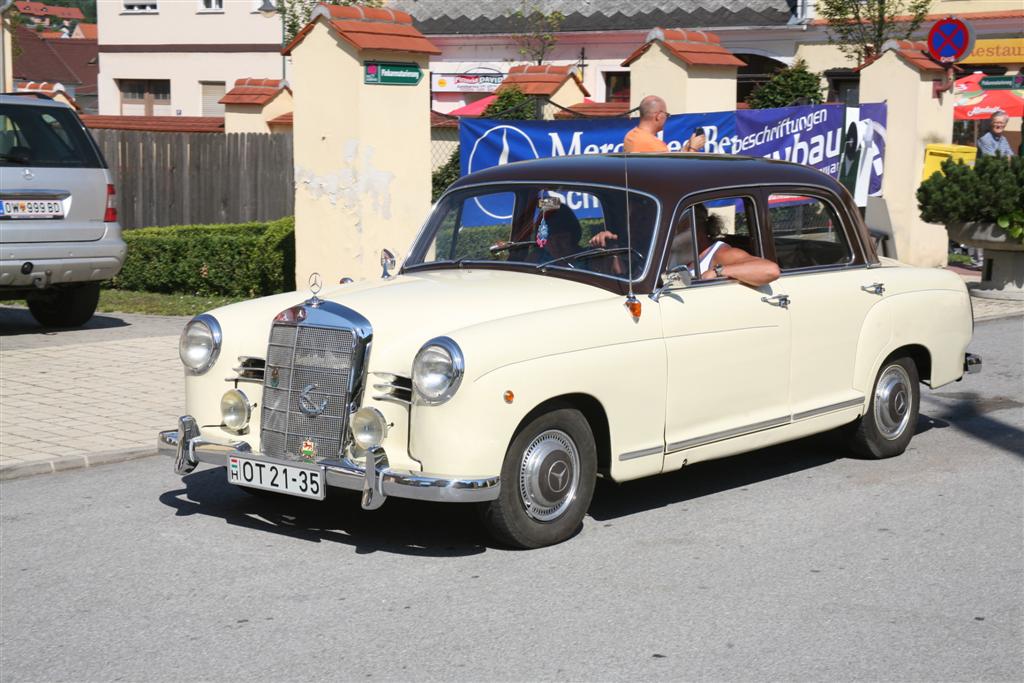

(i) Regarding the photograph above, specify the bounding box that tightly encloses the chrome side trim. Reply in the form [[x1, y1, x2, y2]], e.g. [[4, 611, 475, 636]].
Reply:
[[792, 397, 864, 422], [158, 424, 500, 504], [371, 371, 413, 406], [618, 446, 663, 461], [667, 416, 790, 454]]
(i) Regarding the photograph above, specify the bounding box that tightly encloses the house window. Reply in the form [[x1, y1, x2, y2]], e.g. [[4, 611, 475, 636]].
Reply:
[[603, 72, 630, 103], [118, 79, 171, 116], [199, 0, 224, 11], [123, 1, 158, 12], [200, 82, 226, 116]]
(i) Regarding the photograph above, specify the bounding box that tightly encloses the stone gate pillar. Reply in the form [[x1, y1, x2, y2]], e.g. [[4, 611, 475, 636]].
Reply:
[[860, 41, 954, 267], [284, 4, 439, 285], [623, 28, 743, 116]]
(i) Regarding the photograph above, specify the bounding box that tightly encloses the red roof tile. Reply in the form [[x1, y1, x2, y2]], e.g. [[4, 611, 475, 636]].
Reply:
[[622, 28, 745, 68], [80, 115, 225, 133], [14, 2, 83, 20], [74, 23, 97, 40], [268, 112, 293, 127], [219, 78, 289, 105], [430, 110, 458, 128], [283, 4, 439, 56], [554, 100, 631, 119], [14, 80, 81, 109], [497, 64, 590, 98], [38, 30, 64, 39], [856, 40, 948, 74]]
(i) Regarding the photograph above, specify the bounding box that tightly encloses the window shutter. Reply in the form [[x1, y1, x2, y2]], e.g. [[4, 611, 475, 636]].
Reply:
[[201, 82, 226, 117]]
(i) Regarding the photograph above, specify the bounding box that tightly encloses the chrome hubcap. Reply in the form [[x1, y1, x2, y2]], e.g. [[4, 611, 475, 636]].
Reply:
[[874, 364, 913, 440], [519, 429, 580, 522]]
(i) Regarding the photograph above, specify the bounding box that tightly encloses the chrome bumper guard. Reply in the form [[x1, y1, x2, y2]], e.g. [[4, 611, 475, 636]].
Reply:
[[964, 353, 982, 374], [158, 417, 500, 507]]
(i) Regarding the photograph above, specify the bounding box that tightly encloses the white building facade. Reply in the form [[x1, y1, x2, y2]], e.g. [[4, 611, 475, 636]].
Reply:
[[97, 0, 286, 117]]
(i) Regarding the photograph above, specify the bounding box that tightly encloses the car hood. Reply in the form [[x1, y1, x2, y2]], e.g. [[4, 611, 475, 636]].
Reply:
[[210, 268, 614, 373]]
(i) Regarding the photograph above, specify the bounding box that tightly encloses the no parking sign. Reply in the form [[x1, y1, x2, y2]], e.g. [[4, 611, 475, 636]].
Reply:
[[927, 16, 975, 64]]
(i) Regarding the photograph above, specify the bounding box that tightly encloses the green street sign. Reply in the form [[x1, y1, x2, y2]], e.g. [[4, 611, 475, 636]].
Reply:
[[364, 62, 422, 86], [979, 75, 1019, 90]]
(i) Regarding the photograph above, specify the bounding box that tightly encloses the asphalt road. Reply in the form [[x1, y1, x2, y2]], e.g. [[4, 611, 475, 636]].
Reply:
[[1, 317, 1021, 682]]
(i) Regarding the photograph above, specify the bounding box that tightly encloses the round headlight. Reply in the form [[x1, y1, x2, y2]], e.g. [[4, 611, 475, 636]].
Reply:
[[179, 314, 222, 374], [350, 407, 389, 450], [412, 337, 464, 405], [221, 389, 251, 432]]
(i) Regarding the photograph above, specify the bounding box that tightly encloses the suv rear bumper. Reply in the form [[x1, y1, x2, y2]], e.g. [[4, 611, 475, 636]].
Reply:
[[0, 234, 126, 288]]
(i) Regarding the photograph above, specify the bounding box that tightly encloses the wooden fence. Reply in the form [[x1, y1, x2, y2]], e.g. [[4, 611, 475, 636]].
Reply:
[[91, 130, 294, 229]]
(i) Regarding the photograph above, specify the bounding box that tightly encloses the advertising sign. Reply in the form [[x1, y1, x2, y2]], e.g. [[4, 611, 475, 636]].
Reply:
[[363, 62, 422, 86], [432, 73, 505, 93], [458, 104, 887, 209]]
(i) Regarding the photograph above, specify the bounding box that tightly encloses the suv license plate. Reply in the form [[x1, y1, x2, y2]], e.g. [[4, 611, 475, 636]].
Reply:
[[227, 455, 326, 500], [0, 199, 65, 219]]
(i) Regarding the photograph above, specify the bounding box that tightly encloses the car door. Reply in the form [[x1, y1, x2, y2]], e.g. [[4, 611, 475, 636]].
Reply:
[[658, 193, 792, 472], [764, 190, 880, 420]]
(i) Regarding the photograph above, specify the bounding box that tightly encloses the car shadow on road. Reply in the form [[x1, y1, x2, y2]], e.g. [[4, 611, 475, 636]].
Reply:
[[0, 305, 129, 335], [922, 391, 1024, 459], [158, 468, 490, 557]]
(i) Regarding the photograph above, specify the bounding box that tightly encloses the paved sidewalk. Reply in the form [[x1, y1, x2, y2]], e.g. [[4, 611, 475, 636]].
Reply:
[[0, 306, 186, 479], [0, 276, 1021, 481]]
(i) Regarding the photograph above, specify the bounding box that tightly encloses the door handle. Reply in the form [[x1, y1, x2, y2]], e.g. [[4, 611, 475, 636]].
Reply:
[[761, 294, 790, 308], [860, 282, 885, 295]]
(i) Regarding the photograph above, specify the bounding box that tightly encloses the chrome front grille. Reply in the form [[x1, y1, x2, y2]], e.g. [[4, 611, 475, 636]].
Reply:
[[260, 322, 358, 461]]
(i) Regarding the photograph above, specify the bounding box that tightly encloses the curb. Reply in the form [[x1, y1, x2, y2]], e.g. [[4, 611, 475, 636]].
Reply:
[[0, 447, 156, 482]]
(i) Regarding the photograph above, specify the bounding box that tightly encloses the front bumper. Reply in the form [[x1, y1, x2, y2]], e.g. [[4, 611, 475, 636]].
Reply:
[[158, 416, 500, 507]]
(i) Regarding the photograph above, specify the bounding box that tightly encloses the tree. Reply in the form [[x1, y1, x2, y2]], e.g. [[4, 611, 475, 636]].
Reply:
[[278, 0, 383, 43], [816, 0, 933, 64], [510, 2, 564, 65], [745, 59, 824, 109]]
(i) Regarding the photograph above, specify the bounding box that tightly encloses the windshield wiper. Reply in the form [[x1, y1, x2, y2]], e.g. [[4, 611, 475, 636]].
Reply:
[[488, 241, 536, 255], [536, 247, 639, 271]]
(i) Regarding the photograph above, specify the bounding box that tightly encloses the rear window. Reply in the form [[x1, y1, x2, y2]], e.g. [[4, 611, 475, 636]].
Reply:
[[0, 104, 103, 169]]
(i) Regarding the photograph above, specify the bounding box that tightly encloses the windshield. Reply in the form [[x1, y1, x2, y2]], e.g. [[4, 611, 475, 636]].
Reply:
[[406, 184, 660, 281]]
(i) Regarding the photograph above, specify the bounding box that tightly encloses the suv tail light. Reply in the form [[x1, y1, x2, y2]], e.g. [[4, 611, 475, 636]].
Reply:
[[104, 184, 117, 223]]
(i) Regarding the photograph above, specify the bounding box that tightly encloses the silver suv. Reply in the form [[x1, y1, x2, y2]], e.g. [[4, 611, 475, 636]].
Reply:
[[0, 93, 125, 327]]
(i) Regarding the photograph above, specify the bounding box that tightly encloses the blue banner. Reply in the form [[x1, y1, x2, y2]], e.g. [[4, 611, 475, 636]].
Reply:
[[457, 103, 887, 207]]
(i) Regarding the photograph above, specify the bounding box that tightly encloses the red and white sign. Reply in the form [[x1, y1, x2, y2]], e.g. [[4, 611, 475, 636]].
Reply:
[[431, 72, 505, 93]]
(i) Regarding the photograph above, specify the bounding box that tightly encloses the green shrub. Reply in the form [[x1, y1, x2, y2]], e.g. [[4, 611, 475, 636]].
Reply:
[[113, 217, 296, 297], [917, 155, 1024, 242], [745, 59, 824, 109]]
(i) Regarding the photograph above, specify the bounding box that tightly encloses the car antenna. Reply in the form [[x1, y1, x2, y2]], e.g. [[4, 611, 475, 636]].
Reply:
[[623, 148, 641, 321]]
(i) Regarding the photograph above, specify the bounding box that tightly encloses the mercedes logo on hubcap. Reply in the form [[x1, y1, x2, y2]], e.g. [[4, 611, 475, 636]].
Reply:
[[547, 461, 570, 494]]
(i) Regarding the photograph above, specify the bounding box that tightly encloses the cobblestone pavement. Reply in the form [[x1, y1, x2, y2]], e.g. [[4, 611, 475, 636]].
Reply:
[[0, 277, 1021, 480], [0, 306, 186, 479]]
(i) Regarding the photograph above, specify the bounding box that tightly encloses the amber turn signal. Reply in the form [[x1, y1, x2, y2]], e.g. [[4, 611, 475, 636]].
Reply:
[[503, 390, 514, 404], [625, 297, 642, 320]]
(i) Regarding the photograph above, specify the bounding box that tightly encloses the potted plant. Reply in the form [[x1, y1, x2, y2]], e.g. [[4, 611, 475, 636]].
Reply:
[[917, 154, 1024, 300]]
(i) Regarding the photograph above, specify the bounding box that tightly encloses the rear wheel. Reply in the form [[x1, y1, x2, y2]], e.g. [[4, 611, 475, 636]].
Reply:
[[26, 282, 100, 328], [849, 356, 920, 459], [481, 408, 597, 549]]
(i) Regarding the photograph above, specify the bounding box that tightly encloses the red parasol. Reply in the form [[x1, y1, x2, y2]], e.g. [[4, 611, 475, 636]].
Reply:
[[953, 72, 1024, 120], [447, 95, 498, 117]]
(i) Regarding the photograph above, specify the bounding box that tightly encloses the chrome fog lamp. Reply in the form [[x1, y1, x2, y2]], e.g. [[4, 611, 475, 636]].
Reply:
[[350, 407, 389, 450], [221, 389, 251, 432], [179, 314, 222, 375], [412, 337, 464, 405]]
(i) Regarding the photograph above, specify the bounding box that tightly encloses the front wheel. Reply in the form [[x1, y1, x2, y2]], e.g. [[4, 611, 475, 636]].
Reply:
[[849, 356, 920, 459], [480, 408, 597, 549]]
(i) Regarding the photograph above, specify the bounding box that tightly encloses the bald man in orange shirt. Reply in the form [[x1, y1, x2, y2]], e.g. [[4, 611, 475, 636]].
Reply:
[[623, 95, 670, 153]]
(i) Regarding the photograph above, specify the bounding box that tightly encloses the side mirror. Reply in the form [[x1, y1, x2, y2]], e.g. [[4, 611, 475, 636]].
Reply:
[[380, 249, 396, 279], [649, 267, 691, 301]]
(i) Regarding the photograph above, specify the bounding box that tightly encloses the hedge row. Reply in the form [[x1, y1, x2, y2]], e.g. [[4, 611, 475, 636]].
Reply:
[[113, 217, 295, 298]]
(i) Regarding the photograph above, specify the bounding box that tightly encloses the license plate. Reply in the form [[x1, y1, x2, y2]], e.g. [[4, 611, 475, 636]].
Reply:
[[0, 199, 65, 219], [227, 455, 326, 500]]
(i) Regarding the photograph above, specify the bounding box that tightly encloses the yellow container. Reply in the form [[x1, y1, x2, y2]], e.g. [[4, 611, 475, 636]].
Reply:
[[922, 143, 977, 181]]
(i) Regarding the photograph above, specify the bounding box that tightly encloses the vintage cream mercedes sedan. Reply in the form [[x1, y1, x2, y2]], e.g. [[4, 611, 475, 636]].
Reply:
[[160, 155, 980, 548]]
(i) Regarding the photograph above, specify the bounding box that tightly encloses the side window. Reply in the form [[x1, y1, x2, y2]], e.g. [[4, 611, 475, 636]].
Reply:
[[768, 194, 852, 270], [668, 196, 760, 277], [431, 192, 515, 262]]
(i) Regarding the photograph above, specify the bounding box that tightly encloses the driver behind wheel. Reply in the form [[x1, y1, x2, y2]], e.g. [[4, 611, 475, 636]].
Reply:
[[534, 206, 583, 262]]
